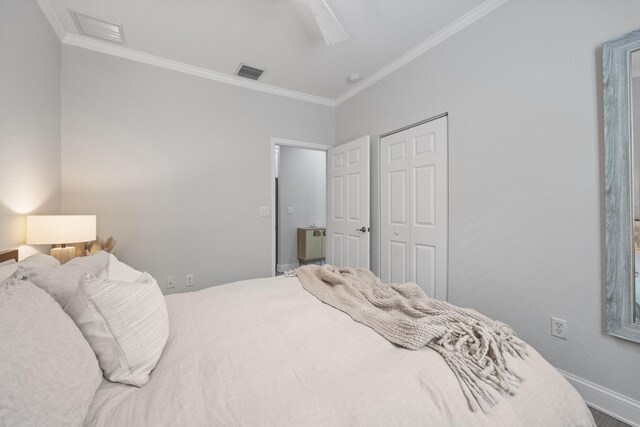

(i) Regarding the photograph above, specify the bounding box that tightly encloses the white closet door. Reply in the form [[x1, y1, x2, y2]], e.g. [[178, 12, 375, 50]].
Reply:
[[380, 117, 448, 299], [326, 136, 370, 269]]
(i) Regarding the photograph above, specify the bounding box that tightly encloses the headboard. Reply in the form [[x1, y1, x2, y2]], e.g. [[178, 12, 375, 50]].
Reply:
[[0, 249, 19, 263]]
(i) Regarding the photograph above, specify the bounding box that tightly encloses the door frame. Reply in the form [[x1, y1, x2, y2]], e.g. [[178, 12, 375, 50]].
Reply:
[[270, 137, 333, 276]]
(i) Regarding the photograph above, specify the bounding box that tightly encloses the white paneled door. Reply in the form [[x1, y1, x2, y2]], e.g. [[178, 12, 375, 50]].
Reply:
[[326, 136, 370, 269], [380, 117, 448, 299]]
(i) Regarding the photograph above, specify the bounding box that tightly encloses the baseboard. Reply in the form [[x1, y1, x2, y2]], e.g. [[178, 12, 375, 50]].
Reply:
[[557, 369, 640, 427], [276, 263, 298, 272]]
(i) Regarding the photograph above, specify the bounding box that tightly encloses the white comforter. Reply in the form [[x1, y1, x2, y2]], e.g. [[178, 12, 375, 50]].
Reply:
[[85, 276, 595, 426]]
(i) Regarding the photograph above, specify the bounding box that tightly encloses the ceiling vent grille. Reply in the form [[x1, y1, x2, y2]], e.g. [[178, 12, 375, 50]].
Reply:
[[71, 11, 125, 45], [236, 64, 264, 81]]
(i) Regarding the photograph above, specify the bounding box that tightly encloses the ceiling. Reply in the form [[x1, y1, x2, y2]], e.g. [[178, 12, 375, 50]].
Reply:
[[41, 0, 501, 103]]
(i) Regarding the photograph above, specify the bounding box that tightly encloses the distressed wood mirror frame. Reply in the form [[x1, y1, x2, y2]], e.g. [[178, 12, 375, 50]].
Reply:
[[604, 29, 640, 343]]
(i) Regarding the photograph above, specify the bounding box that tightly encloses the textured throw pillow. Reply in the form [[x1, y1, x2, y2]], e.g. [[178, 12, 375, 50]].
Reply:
[[107, 254, 142, 282], [14, 251, 110, 308], [65, 272, 169, 387], [0, 279, 102, 426]]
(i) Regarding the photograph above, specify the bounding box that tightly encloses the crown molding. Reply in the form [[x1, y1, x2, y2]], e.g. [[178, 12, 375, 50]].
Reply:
[[36, 0, 66, 41], [62, 34, 336, 106], [37, 0, 334, 105], [334, 0, 511, 105], [37, 0, 508, 107]]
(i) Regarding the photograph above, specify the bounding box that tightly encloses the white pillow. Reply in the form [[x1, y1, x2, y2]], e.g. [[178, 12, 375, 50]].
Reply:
[[0, 261, 17, 282], [1, 253, 61, 284], [0, 279, 102, 426], [107, 253, 142, 282], [65, 272, 169, 387], [64, 250, 111, 271], [19, 253, 61, 269], [14, 251, 110, 308]]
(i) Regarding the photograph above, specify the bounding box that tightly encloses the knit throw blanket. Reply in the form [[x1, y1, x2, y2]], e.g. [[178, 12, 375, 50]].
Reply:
[[295, 264, 528, 413]]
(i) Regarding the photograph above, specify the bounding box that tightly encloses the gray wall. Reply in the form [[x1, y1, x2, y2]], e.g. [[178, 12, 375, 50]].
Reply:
[[277, 146, 326, 269], [61, 46, 335, 292], [0, 0, 61, 258], [335, 0, 640, 401]]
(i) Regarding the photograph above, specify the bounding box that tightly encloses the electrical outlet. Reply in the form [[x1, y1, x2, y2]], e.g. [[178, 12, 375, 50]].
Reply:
[[287, 206, 294, 215], [186, 274, 194, 287], [166, 276, 175, 290], [551, 317, 567, 339], [259, 206, 270, 217]]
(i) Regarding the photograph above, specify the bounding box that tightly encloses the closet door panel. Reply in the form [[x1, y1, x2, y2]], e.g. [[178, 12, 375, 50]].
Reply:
[[381, 136, 410, 284], [381, 116, 448, 299]]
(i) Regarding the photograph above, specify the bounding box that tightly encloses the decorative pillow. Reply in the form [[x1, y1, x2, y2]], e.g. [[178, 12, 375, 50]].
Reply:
[[107, 254, 142, 282], [1, 253, 61, 284], [0, 261, 17, 282], [14, 251, 110, 308], [65, 272, 169, 387], [19, 253, 61, 269], [64, 250, 111, 271], [0, 279, 102, 426]]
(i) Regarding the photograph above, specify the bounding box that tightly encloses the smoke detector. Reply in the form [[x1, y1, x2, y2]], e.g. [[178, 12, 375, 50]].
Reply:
[[236, 64, 265, 81], [70, 11, 125, 45], [347, 73, 361, 84]]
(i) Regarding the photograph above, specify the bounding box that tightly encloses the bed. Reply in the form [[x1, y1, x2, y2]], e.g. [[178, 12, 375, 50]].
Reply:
[[0, 250, 595, 426]]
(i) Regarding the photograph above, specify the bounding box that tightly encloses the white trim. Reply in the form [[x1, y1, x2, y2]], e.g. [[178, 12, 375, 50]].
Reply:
[[334, 0, 511, 105], [276, 263, 299, 272], [62, 34, 335, 106], [271, 138, 333, 152], [270, 138, 333, 276], [557, 369, 640, 427], [36, 0, 66, 41], [37, 0, 508, 107]]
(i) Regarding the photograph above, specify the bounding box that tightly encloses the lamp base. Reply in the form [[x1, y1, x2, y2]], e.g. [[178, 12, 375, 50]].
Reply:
[[51, 247, 76, 264]]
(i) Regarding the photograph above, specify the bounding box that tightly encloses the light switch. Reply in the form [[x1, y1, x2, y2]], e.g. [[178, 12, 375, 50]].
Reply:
[[287, 207, 294, 215], [259, 206, 270, 217]]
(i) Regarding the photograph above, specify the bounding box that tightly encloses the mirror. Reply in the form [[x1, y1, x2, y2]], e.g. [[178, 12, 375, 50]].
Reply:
[[634, 49, 640, 325], [604, 29, 640, 343]]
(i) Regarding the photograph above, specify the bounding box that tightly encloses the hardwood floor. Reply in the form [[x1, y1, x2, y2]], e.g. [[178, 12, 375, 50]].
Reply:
[[589, 407, 631, 427]]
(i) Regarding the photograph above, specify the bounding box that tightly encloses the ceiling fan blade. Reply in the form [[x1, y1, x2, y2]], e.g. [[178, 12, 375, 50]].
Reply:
[[306, 0, 349, 46]]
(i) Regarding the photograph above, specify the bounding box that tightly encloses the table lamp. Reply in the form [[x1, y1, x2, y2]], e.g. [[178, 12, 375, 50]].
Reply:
[[26, 215, 97, 264]]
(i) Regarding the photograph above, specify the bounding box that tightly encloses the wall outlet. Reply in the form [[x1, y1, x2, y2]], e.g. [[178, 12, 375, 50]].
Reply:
[[186, 274, 194, 287], [259, 206, 270, 217], [166, 276, 175, 290], [551, 317, 567, 339], [287, 206, 294, 215]]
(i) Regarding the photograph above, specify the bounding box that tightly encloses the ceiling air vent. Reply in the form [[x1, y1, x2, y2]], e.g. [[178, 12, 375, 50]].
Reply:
[[70, 11, 125, 45], [236, 64, 264, 81]]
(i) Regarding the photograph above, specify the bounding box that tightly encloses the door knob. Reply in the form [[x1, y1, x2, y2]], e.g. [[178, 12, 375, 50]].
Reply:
[[356, 226, 367, 232], [394, 231, 400, 235]]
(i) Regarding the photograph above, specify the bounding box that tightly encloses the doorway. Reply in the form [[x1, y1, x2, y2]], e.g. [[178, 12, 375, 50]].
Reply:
[[270, 136, 371, 276], [270, 138, 332, 275], [275, 144, 327, 273]]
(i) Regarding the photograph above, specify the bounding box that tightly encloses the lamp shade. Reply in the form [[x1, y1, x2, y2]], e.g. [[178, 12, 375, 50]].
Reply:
[[26, 215, 96, 244]]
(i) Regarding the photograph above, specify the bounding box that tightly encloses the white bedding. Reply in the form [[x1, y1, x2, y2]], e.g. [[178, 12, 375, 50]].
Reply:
[[85, 275, 594, 426]]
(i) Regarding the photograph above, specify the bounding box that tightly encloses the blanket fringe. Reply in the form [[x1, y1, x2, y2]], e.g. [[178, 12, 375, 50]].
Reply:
[[296, 264, 528, 413]]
